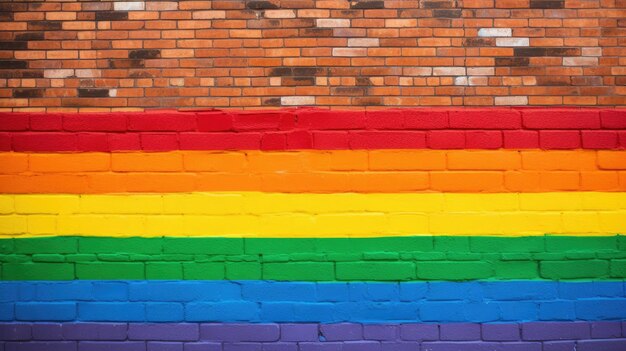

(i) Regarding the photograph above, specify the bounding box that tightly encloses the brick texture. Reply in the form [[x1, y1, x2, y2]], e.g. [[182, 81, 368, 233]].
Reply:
[[1, 236, 625, 281], [0, 1, 625, 110], [0, 322, 625, 350]]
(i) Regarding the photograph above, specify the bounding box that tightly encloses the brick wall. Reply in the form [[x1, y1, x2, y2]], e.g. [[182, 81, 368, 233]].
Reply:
[[1, 0, 625, 111]]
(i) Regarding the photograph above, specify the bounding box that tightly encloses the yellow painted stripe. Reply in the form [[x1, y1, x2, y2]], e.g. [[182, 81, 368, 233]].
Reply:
[[0, 192, 625, 237]]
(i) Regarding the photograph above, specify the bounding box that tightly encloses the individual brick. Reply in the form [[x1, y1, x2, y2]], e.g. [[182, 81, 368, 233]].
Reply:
[[336, 262, 415, 281], [128, 324, 199, 341], [448, 109, 521, 129], [523, 110, 601, 129], [200, 324, 279, 342]]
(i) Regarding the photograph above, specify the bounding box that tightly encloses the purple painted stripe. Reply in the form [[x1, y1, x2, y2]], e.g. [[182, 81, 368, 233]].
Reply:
[[1, 322, 625, 351]]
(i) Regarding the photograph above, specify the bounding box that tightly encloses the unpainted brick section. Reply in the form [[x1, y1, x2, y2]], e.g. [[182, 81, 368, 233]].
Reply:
[[0, 1, 623, 110]]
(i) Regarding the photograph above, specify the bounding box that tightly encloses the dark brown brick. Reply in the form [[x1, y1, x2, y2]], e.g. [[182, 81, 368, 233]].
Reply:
[[262, 97, 281, 106], [350, 1, 385, 9], [0, 60, 27, 69], [463, 38, 495, 47], [282, 76, 315, 86], [546, 48, 580, 56], [269, 67, 325, 76], [530, 0, 564, 9], [246, 0, 279, 9], [421, 0, 458, 8], [108, 59, 145, 69], [14, 32, 45, 41], [495, 57, 530, 66], [0, 3, 27, 11], [0, 70, 43, 79], [514, 48, 547, 56], [13, 89, 44, 98], [0, 41, 27, 50], [96, 11, 129, 21], [433, 9, 462, 18], [299, 28, 333, 37], [536, 76, 571, 86], [28, 21, 62, 31], [78, 89, 110, 98], [353, 96, 382, 105], [332, 87, 365, 95], [356, 77, 372, 86], [129, 49, 161, 59]]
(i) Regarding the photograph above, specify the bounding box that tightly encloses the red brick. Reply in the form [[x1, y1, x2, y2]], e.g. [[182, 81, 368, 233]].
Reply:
[[0, 114, 29, 131], [108, 133, 141, 151], [600, 110, 626, 129], [30, 113, 63, 131], [312, 131, 351, 149], [365, 110, 405, 129], [141, 133, 180, 151], [427, 130, 466, 149], [260, 132, 287, 150], [539, 130, 582, 149], [129, 112, 197, 131], [286, 130, 313, 149], [581, 130, 619, 149], [523, 110, 601, 129], [77, 133, 109, 152], [179, 132, 261, 150], [232, 111, 295, 131], [465, 131, 503, 149], [196, 111, 233, 132], [503, 130, 539, 149], [403, 110, 449, 129], [449, 109, 522, 129], [12, 132, 78, 152], [0, 133, 11, 151], [297, 109, 366, 130], [64, 113, 128, 132], [350, 131, 427, 149]]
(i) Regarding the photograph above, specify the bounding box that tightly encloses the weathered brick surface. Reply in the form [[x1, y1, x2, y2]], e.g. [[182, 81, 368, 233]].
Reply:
[[0, 1, 624, 110]]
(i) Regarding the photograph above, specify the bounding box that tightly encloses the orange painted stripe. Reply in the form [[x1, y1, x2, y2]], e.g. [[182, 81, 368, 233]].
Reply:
[[0, 150, 624, 193]]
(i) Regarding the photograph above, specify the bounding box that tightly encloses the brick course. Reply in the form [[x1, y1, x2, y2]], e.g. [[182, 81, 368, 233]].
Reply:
[[0, 0, 625, 110]]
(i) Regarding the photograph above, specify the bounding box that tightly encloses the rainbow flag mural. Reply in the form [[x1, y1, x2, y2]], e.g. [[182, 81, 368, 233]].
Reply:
[[1, 108, 625, 350]]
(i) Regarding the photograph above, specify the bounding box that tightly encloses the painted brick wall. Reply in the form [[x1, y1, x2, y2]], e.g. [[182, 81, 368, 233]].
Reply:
[[1, 109, 626, 350], [1, 0, 625, 111]]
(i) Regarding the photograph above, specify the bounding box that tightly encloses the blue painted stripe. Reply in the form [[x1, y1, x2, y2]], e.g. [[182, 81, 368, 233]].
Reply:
[[1, 281, 625, 323]]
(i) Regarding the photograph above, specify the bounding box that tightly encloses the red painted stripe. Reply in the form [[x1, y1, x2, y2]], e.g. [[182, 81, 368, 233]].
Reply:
[[1, 108, 624, 151]]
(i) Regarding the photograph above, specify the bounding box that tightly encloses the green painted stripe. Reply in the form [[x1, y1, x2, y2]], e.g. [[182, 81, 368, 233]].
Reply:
[[1, 236, 625, 281]]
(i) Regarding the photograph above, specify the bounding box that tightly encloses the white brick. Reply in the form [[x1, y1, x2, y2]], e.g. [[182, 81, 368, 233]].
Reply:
[[496, 38, 529, 47], [347, 38, 380, 47], [316, 19, 350, 28], [468, 77, 488, 86], [332, 48, 367, 57], [433, 67, 466, 76], [582, 47, 602, 57], [114, 1, 145, 11], [478, 28, 512, 37], [403, 67, 432, 76], [281, 96, 315, 106], [44, 69, 74, 78], [108, 89, 118, 97], [75, 69, 101, 78], [264, 10, 296, 18], [495, 96, 528, 105], [563, 57, 598, 66], [192, 11, 226, 19], [454, 77, 468, 86], [467, 67, 495, 76]]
